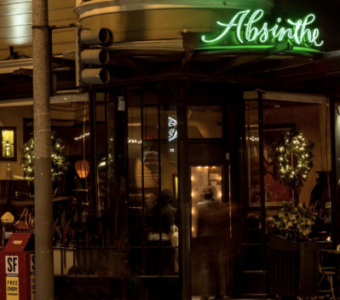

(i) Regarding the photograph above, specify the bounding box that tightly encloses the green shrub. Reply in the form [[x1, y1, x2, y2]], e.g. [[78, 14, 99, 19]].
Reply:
[[276, 201, 317, 241]]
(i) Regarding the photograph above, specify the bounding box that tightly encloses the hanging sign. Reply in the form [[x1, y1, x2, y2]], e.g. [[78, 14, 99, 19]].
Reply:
[[183, 9, 323, 53]]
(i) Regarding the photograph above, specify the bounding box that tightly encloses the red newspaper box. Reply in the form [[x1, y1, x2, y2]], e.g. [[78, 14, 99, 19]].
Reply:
[[0, 233, 35, 300]]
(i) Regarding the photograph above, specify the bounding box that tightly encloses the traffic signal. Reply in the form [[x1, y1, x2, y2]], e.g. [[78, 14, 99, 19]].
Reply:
[[76, 28, 113, 86]]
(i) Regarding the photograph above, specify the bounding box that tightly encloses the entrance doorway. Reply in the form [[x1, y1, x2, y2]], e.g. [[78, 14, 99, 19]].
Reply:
[[190, 165, 230, 300]]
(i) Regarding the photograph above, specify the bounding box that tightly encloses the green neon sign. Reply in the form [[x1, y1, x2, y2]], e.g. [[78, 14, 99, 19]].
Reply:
[[202, 10, 323, 47]]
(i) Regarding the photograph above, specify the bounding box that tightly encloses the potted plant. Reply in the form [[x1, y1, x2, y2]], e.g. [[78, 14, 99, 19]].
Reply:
[[269, 202, 319, 298], [276, 201, 317, 241]]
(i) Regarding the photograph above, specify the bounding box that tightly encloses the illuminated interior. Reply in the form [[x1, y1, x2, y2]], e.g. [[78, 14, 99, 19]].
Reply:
[[2, 129, 14, 158], [191, 165, 222, 237]]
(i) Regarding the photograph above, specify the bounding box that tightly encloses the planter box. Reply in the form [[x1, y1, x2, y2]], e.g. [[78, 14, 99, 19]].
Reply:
[[269, 234, 320, 297]]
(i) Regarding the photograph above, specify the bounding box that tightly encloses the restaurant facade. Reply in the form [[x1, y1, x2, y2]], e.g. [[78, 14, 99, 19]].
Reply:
[[0, 0, 340, 299]]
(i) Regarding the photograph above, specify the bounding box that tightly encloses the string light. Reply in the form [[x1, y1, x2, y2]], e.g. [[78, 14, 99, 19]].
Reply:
[[21, 133, 69, 183], [275, 129, 314, 187], [74, 132, 90, 141]]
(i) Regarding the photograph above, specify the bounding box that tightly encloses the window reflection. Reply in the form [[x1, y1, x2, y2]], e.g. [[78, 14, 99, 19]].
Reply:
[[126, 91, 179, 282], [244, 100, 262, 272], [188, 106, 222, 138]]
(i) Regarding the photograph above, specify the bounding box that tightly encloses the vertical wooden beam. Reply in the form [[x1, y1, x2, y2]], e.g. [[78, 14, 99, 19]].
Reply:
[[227, 86, 247, 297], [330, 95, 340, 244], [89, 92, 99, 217], [176, 83, 191, 300], [257, 92, 267, 281]]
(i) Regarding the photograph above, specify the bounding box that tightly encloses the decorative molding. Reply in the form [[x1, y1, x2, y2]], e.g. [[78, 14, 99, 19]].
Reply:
[[0, 55, 64, 75], [0, 58, 33, 74], [62, 39, 183, 60], [0, 93, 88, 107], [74, 0, 274, 20], [106, 39, 183, 51], [243, 91, 327, 103]]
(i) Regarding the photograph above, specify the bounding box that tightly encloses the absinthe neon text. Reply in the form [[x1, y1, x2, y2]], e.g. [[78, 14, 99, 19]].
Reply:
[[202, 10, 323, 47]]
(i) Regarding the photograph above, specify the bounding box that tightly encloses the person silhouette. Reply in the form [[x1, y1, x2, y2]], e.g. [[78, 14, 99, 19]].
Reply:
[[197, 186, 229, 300]]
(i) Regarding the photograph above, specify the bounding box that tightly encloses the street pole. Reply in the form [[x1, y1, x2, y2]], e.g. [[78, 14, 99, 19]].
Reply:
[[32, 0, 54, 299]]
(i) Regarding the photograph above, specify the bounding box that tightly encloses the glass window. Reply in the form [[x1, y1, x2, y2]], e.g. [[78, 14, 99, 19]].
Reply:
[[123, 89, 180, 283], [96, 94, 107, 218], [0, 96, 92, 252], [262, 100, 332, 240], [188, 106, 222, 138], [128, 91, 143, 246], [244, 100, 262, 271], [160, 100, 178, 277]]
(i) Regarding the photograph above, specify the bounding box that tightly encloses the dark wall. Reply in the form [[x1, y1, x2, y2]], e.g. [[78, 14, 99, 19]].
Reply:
[[274, 0, 340, 51]]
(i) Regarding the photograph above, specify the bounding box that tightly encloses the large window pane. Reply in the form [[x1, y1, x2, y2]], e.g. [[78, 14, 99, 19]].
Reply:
[[244, 100, 262, 271], [128, 92, 143, 246], [263, 100, 332, 240]]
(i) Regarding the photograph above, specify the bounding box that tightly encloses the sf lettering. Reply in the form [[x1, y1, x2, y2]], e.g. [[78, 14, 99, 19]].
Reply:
[[7, 257, 18, 273]]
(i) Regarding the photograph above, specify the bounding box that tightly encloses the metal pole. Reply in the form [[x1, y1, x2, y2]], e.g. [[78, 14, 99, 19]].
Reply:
[[176, 84, 191, 300], [32, 0, 54, 299]]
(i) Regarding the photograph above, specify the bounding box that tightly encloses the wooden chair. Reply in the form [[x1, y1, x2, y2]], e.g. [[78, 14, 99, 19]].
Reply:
[[319, 261, 337, 299]]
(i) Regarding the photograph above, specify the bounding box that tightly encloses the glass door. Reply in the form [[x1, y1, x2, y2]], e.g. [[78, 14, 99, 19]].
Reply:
[[190, 165, 230, 300]]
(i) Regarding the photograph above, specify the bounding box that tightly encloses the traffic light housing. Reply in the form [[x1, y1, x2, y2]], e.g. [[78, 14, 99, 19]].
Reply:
[[76, 28, 113, 86]]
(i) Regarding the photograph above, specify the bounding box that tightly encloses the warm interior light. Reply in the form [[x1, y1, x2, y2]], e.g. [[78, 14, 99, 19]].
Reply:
[[219, 192, 222, 197], [198, 166, 201, 169], [191, 192, 194, 197], [205, 166, 208, 169], [75, 160, 90, 178], [192, 208, 195, 215], [191, 176, 194, 181]]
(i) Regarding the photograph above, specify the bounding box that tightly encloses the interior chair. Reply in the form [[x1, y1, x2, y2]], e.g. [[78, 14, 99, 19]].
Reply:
[[319, 253, 337, 300]]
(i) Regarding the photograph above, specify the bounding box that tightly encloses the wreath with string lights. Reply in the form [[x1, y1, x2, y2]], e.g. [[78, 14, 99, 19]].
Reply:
[[21, 133, 69, 183], [274, 128, 315, 187]]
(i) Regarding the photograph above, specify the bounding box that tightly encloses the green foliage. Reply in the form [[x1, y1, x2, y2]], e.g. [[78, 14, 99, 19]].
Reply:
[[276, 201, 317, 241], [274, 128, 315, 187], [21, 132, 69, 183]]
